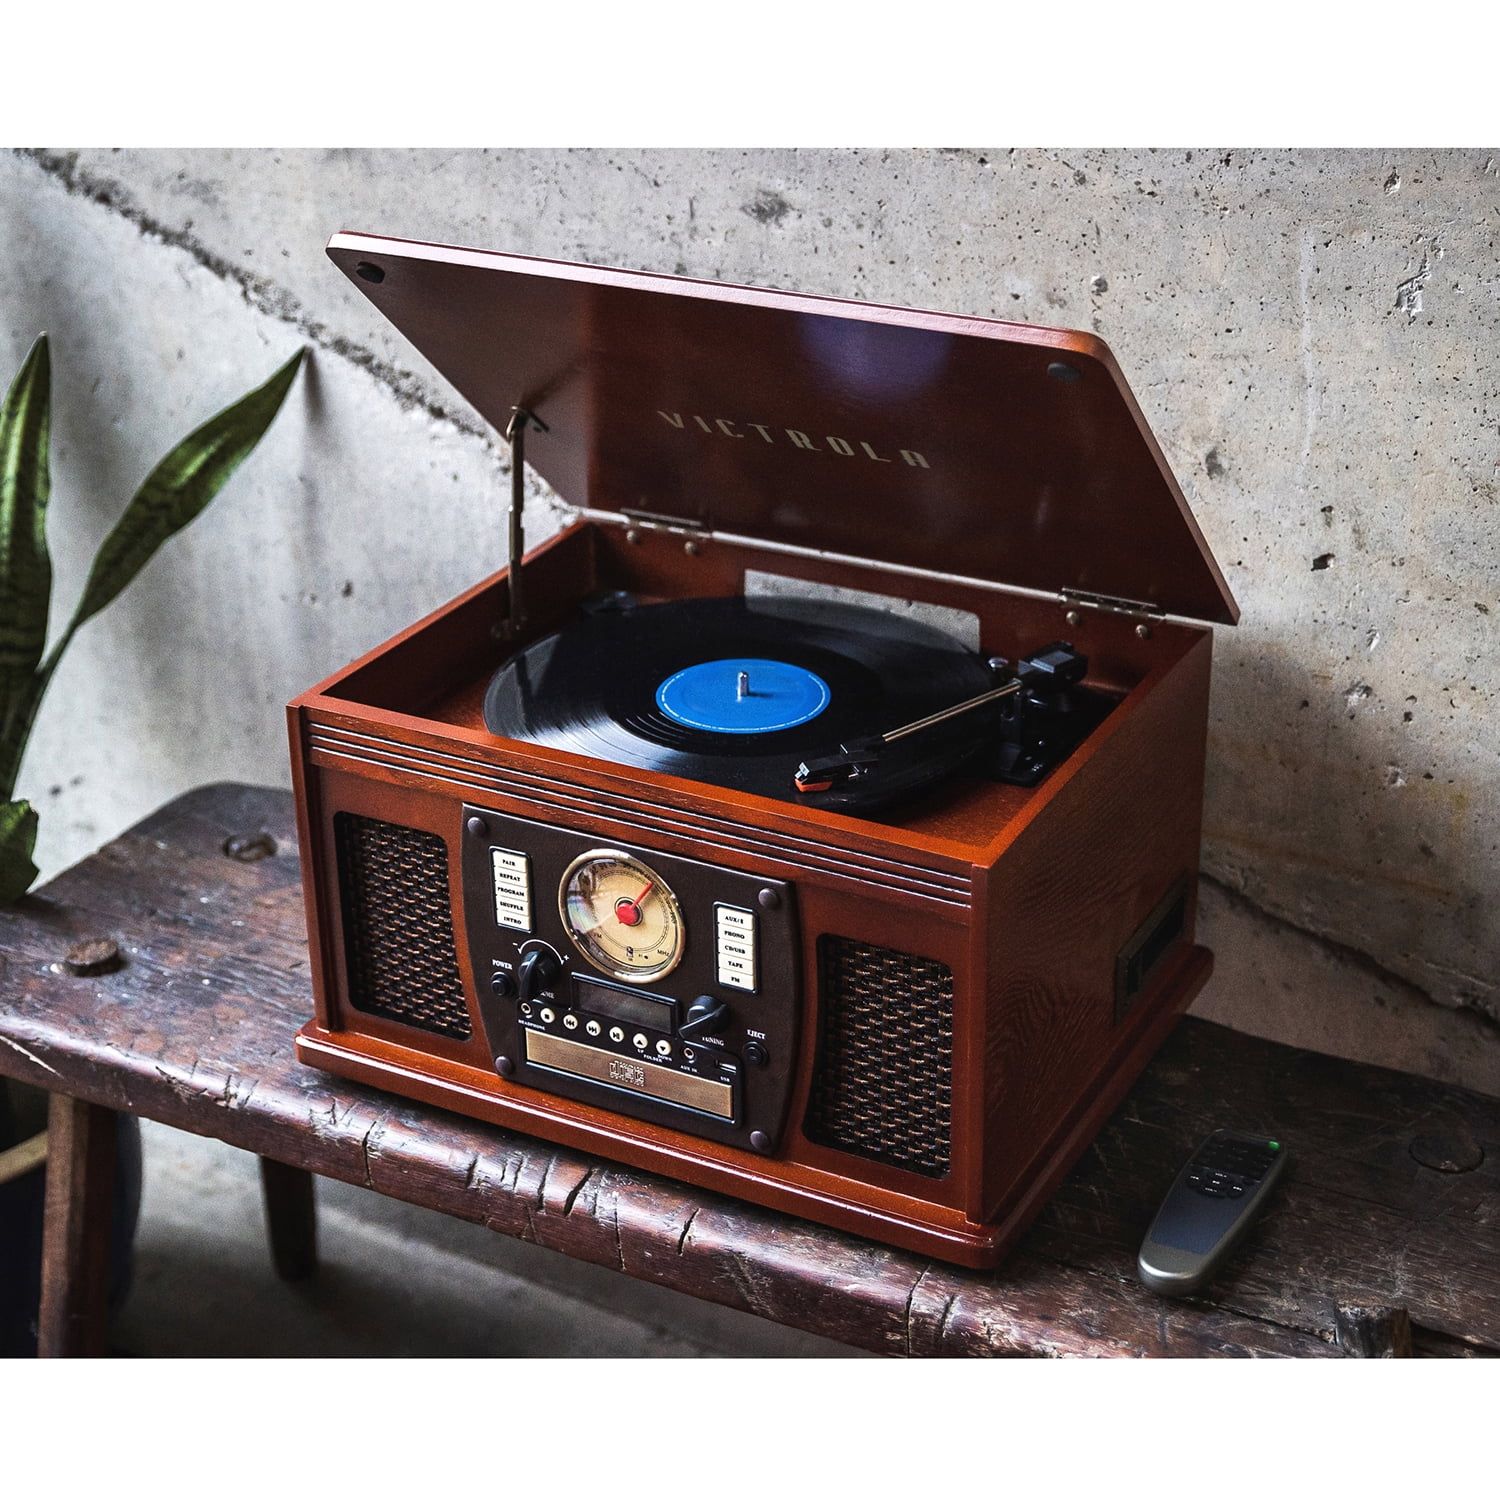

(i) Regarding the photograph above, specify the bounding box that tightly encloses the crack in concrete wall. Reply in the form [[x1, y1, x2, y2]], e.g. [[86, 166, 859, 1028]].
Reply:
[[1202, 872, 1493, 1031], [17, 148, 498, 450]]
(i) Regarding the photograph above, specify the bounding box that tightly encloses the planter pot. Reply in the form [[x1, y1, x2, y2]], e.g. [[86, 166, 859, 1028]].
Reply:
[[0, 1081, 143, 1356]]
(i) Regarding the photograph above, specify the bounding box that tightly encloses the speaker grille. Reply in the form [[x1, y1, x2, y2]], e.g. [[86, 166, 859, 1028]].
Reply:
[[335, 813, 471, 1040], [805, 936, 954, 1177]]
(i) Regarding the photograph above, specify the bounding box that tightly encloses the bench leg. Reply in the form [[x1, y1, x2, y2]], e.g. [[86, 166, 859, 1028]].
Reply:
[[37, 1094, 118, 1358], [259, 1157, 318, 1282]]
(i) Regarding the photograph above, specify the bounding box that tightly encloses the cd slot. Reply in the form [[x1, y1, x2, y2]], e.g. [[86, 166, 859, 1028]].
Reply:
[[524, 1029, 735, 1120]]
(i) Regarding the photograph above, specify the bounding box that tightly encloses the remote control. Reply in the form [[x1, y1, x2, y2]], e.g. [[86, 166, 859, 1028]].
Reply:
[[1137, 1130, 1287, 1297]]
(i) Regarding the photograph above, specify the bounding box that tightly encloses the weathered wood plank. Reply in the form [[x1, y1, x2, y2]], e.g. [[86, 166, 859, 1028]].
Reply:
[[1335, 1304, 1414, 1357], [36, 1094, 117, 1357], [259, 1157, 318, 1282], [0, 1128, 47, 1187], [1, 783, 1495, 1357]]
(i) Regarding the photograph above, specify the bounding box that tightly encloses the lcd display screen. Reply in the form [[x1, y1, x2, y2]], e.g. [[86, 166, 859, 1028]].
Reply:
[[573, 978, 676, 1033]]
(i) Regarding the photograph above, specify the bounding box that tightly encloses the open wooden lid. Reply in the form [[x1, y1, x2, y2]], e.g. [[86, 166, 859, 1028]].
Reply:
[[329, 233, 1237, 625]]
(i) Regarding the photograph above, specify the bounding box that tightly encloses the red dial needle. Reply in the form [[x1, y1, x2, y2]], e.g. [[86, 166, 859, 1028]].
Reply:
[[614, 880, 653, 928]]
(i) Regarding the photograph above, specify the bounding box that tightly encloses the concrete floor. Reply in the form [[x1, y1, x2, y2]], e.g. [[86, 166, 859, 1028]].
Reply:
[[110, 1121, 860, 1357]]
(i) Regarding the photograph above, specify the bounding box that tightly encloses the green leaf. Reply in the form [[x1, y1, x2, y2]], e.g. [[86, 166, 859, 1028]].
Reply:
[[0, 335, 52, 693], [60, 347, 304, 647], [0, 672, 45, 803], [0, 797, 38, 904]]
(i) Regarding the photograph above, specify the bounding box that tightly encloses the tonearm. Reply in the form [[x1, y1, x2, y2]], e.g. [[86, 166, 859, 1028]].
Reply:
[[793, 641, 1089, 794]]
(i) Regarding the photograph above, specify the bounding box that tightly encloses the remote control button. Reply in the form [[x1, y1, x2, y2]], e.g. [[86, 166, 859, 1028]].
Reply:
[[539, 1006, 556, 1024], [632, 1032, 649, 1050], [563, 1013, 579, 1030], [655, 1039, 672, 1057], [609, 1025, 625, 1043], [585, 1019, 602, 1037]]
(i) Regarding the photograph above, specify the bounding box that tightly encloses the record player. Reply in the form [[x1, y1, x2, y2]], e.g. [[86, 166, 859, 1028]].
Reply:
[[288, 233, 1237, 1268]]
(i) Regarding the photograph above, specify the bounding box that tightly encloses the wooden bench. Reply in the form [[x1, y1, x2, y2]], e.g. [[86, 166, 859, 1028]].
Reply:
[[2, 783, 1495, 1357]]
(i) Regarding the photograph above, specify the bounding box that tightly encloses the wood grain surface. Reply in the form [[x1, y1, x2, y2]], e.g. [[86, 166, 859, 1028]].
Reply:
[[36, 1093, 117, 1357], [1, 784, 1495, 1357], [324, 234, 1239, 624], [287, 516, 1216, 1264]]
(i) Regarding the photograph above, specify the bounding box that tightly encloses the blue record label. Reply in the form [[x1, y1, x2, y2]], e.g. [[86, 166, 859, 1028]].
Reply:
[[655, 657, 832, 735]]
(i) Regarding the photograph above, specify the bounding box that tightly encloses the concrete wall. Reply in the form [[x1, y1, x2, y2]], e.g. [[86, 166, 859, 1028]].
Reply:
[[2, 148, 1494, 1094]]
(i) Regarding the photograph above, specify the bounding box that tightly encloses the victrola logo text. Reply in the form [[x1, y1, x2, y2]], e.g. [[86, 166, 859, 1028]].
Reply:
[[658, 411, 929, 468]]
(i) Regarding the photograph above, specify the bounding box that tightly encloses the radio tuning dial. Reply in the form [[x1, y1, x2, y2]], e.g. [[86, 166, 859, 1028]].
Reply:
[[679, 994, 730, 1040], [559, 849, 686, 983]]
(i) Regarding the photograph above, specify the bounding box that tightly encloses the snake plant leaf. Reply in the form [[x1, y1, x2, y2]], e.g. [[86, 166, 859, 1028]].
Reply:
[[60, 347, 304, 648], [0, 336, 52, 692], [0, 797, 38, 904]]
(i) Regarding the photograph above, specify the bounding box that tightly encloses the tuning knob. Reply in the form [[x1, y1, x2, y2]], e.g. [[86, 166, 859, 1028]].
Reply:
[[517, 947, 561, 1005], [679, 994, 730, 1039]]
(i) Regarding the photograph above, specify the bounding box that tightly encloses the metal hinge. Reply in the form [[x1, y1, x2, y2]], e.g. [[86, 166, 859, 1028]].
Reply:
[[1059, 587, 1164, 624], [618, 506, 709, 533]]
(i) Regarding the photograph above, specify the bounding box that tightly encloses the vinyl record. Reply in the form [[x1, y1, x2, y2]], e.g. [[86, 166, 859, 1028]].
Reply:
[[483, 596, 1002, 810]]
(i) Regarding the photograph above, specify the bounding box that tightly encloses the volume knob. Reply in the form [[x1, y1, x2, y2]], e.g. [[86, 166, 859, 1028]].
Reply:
[[517, 948, 561, 1005], [679, 994, 730, 1039]]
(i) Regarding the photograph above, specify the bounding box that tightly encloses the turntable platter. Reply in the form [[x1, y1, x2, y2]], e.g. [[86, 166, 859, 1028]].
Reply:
[[483, 596, 1001, 812]]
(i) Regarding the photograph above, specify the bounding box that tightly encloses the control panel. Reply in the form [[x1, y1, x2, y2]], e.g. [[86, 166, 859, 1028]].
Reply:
[[459, 805, 800, 1154]]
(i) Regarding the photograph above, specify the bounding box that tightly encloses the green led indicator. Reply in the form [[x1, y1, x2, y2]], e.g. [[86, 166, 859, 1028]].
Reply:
[[1268, 1140, 1281, 1150]]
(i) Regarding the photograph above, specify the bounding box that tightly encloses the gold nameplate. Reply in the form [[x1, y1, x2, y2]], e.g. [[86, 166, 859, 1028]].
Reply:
[[524, 1030, 735, 1120]]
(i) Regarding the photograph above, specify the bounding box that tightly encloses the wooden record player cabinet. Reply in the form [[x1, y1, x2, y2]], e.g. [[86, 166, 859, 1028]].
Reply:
[[288, 236, 1236, 1268]]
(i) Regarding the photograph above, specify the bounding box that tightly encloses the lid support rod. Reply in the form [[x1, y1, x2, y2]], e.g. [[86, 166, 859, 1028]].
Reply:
[[502, 406, 546, 640]]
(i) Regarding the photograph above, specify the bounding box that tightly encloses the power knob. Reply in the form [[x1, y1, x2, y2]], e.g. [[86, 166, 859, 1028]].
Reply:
[[679, 995, 730, 1040]]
